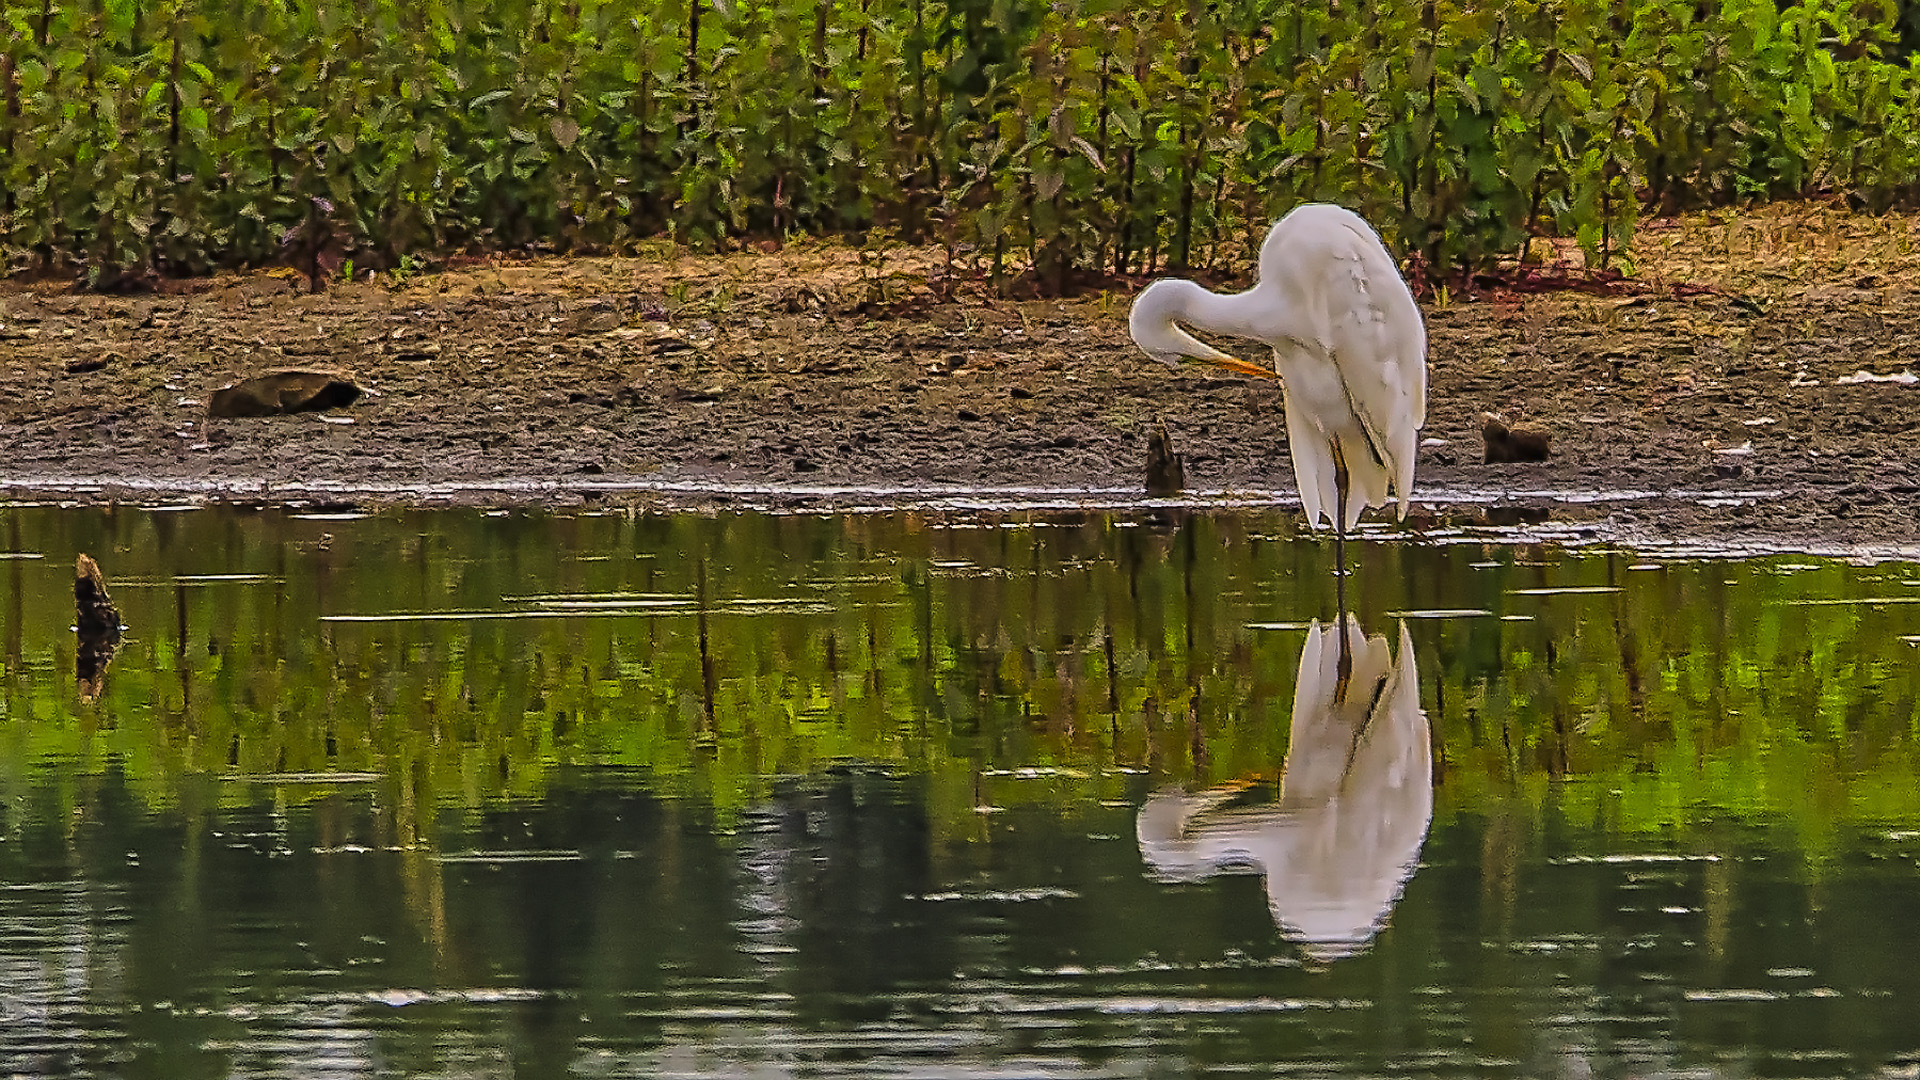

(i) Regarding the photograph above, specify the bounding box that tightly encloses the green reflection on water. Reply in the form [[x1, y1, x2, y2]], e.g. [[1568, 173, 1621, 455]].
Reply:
[[2, 505, 1919, 1077], [4, 507, 1917, 839]]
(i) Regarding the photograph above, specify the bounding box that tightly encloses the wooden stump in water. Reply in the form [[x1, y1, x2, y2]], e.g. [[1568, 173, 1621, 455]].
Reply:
[[1146, 424, 1186, 496], [76, 555, 120, 636], [75, 554, 122, 703]]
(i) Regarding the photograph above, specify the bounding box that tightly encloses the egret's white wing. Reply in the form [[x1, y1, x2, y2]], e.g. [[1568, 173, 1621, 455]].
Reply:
[[1322, 219, 1427, 515], [1257, 206, 1428, 524]]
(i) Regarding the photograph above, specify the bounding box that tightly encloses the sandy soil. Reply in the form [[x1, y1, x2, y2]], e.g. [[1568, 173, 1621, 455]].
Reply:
[[4, 206, 1920, 555]]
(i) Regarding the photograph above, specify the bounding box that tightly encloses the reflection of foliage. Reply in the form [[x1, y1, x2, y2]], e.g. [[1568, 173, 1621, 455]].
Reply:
[[2, 508, 1919, 851], [9, 508, 1920, 1080], [0, 0, 1915, 282], [1429, 556, 1920, 857]]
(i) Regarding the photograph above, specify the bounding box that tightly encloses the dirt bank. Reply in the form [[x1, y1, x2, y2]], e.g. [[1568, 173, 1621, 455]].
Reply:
[[4, 206, 1920, 555]]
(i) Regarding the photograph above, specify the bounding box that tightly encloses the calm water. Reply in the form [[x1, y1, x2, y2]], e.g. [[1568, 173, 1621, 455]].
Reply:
[[3, 505, 1919, 1079]]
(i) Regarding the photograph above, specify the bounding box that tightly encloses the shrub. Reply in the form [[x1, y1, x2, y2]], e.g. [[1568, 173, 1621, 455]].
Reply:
[[0, 0, 1911, 285]]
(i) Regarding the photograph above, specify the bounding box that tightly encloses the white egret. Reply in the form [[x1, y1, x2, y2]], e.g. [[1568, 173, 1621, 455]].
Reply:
[[1128, 204, 1428, 569], [1136, 617, 1430, 962]]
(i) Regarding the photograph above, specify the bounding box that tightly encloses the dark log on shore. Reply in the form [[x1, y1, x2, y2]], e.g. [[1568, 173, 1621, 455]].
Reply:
[[209, 370, 363, 418]]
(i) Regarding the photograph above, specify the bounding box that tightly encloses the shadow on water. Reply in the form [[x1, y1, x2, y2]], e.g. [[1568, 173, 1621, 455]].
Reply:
[[3, 505, 1920, 1077]]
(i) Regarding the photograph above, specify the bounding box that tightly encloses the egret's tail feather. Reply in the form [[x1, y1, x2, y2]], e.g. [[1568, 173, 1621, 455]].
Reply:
[[1283, 392, 1338, 529], [1283, 396, 1417, 531], [1342, 445, 1394, 532], [1390, 424, 1418, 521]]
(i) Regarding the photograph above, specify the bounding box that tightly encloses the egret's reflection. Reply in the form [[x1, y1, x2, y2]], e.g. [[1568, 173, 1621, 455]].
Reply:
[[1137, 617, 1432, 962]]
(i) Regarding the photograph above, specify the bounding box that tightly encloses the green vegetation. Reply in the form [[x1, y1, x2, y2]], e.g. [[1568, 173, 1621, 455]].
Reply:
[[1, 0, 1913, 286]]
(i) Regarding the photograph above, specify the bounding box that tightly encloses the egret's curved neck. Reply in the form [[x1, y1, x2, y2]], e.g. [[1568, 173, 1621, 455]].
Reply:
[[1177, 279, 1269, 340], [1133, 278, 1274, 358]]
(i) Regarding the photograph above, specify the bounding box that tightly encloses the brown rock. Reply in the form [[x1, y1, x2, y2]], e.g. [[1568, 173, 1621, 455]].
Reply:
[[1482, 413, 1552, 464]]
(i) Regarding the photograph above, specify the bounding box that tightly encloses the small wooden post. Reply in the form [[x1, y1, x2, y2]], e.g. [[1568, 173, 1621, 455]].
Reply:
[[1146, 424, 1185, 496]]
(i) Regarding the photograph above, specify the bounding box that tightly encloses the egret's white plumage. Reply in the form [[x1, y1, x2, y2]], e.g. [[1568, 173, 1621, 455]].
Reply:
[[1128, 203, 1427, 531], [1135, 617, 1430, 961]]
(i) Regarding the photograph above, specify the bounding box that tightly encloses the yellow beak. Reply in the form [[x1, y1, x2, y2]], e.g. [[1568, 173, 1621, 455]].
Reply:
[[1195, 354, 1280, 380]]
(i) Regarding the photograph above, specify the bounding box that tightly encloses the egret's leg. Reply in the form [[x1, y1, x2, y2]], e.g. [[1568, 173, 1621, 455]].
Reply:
[[1333, 610, 1354, 704], [1332, 443, 1350, 616]]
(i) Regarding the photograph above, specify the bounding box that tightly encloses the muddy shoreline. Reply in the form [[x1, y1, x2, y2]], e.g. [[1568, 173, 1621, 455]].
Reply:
[[5, 218, 1919, 557]]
